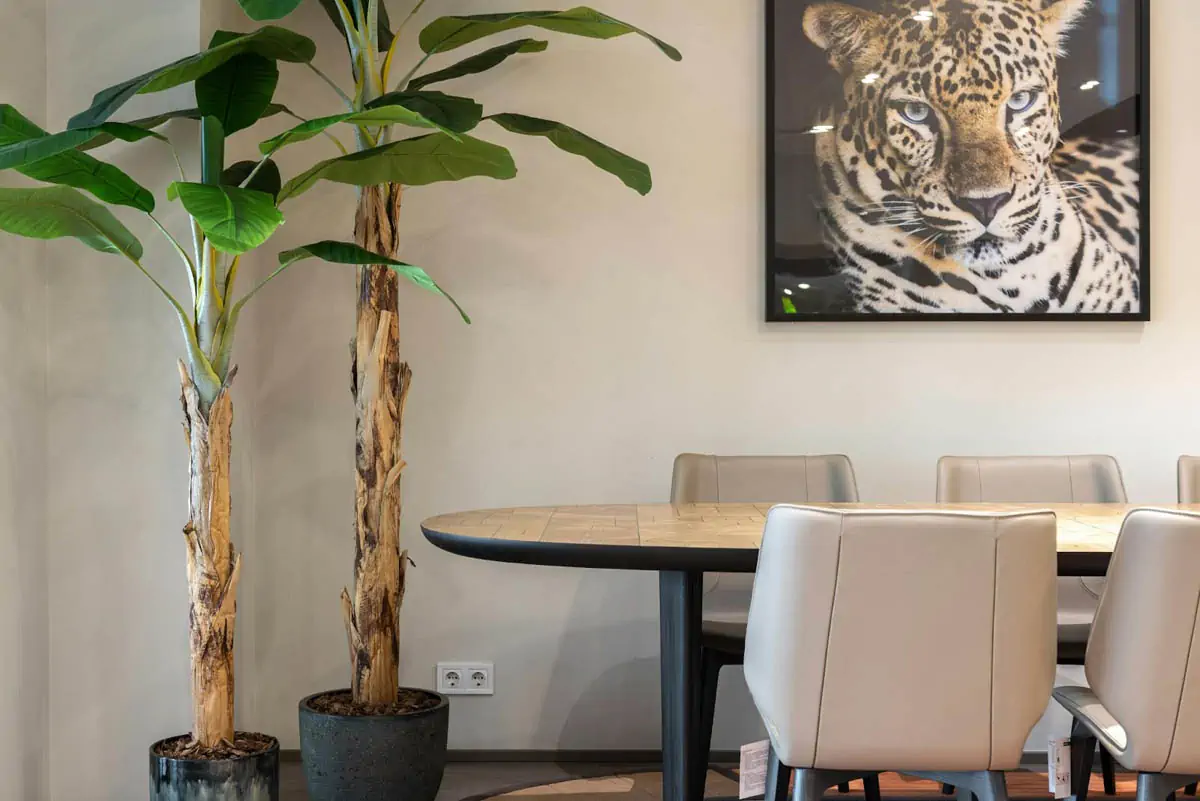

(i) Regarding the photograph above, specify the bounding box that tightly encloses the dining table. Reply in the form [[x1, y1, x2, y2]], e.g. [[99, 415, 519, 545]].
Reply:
[[421, 502, 1151, 801]]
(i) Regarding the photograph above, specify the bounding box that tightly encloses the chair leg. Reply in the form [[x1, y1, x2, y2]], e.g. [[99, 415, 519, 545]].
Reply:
[[1185, 785, 1197, 797], [1071, 718, 1098, 801], [837, 783, 851, 793], [863, 774, 881, 801], [1133, 773, 1200, 801], [692, 648, 723, 800], [908, 771, 1006, 801], [764, 746, 792, 801], [942, 785, 956, 795], [1100, 748, 1117, 796]]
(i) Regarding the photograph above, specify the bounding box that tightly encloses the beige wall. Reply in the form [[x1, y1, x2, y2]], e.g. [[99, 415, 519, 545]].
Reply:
[[242, 0, 1200, 754], [0, 0, 48, 798], [4, 0, 1199, 797]]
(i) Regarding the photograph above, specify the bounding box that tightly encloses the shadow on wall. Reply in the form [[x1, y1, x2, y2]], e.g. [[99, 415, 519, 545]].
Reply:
[[535, 571, 662, 750]]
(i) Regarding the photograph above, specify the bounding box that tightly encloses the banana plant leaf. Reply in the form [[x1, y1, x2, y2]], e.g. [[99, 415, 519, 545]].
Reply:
[[0, 105, 154, 211], [318, 0, 394, 52], [407, 39, 548, 90], [274, 241, 469, 322], [70, 26, 315, 129], [0, 122, 165, 170], [76, 104, 289, 151], [221, 159, 282, 198], [419, 7, 681, 61], [235, 0, 304, 20], [277, 132, 516, 201], [168, 181, 283, 254], [366, 91, 483, 133], [195, 30, 280, 135], [488, 113, 650, 195], [0, 185, 143, 259], [258, 104, 453, 156]]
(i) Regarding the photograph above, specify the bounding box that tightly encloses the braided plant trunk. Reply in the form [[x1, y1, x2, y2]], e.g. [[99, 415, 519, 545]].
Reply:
[[180, 364, 240, 746], [341, 182, 412, 706]]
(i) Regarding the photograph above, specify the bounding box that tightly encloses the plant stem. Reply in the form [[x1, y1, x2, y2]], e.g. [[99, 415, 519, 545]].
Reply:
[[307, 63, 355, 109], [397, 49, 435, 91], [148, 212, 197, 300]]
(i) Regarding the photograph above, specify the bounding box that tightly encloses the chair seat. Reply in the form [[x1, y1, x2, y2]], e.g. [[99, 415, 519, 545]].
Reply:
[[1054, 686, 1129, 760]]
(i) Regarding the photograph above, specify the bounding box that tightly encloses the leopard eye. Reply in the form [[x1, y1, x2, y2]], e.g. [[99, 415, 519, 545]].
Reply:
[[898, 101, 932, 125], [1007, 90, 1038, 114]]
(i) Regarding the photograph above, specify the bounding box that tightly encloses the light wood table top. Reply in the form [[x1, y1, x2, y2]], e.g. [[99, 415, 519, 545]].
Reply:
[[422, 503, 1200, 575]]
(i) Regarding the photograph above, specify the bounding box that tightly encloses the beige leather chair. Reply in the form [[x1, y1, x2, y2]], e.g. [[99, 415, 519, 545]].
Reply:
[[744, 506, 1057, 801], [1054, 509, 1200, 801], [670, 453, 859, 789], [1179, 457, 1200, 504], [937, 455, 1126, 659]]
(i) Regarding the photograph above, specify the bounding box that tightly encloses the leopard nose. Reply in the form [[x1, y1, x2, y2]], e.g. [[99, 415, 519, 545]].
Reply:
[[953, 191, 1013, 225]]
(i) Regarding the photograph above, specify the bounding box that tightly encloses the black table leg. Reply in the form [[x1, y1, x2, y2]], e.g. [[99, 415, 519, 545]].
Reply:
[[660, 570, 704, 801]]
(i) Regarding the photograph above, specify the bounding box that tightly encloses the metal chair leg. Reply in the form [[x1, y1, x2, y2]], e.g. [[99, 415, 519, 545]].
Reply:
[[765, 746, 791, 801], [1072, 718, 1098, 801], [863, 775, 881, 801], [1101, 748, 1118, 796]]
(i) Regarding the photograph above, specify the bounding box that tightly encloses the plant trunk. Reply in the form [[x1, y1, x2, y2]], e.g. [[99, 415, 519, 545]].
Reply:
[[180, 363, 240, 747], [344, 183, 411, 706]]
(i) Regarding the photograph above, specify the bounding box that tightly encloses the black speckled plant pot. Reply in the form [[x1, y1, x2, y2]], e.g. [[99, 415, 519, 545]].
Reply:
[[299, 688, 449, 801], [149, 736, 279, 801]]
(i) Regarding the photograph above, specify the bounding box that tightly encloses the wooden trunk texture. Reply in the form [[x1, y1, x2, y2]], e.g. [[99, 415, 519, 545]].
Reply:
[[181, 364, 240, 747], [345, 182, 411, 706]]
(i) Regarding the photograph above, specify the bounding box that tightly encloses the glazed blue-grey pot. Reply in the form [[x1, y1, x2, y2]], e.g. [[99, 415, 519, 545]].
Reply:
[[149, 735, 279, 801], [299, 689, 449, 801]]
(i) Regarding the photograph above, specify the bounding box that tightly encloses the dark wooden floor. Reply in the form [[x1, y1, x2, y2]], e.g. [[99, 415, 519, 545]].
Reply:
[[280, 763, 1139, 801]]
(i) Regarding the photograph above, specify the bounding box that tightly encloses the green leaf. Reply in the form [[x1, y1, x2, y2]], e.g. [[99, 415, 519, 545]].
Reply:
[[76, 104, 289, 151], [258, 104, 453, 156], [408, 38, 549, 90], [419, 7, 681, 61], [169, 182, 283, 254], [201, 116, 226, 186], [366, 91, 482, 133], [221, 159, 282, 198], [69, 26, 316, 128], [235, 0, 304, 20], [278, 132, 516, 201], [195, 32, 280, 135], [277, 240, 469, 322], [0, 105, 155, 211], [0, 122, 164, 171], [0, 185, 143, 259], [318, 0, 394, 52], [488, 112, 650, 195]]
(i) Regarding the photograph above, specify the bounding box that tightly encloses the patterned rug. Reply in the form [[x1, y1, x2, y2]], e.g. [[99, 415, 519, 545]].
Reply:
[[467, 769, 1139, 801]]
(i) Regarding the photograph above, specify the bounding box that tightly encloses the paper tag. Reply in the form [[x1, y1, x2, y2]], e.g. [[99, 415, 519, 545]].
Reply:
[[740, 740, 771, 799], [1049, 737, 1071, 799]]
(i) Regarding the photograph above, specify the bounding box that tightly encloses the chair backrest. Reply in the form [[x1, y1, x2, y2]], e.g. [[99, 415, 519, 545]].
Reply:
[[1179, 456, 1200, 504], [670, 454, 860, 505], [744, 506, 1056, 773], [936, 455, 1127, 503], [1086, 509, 1200, 774]]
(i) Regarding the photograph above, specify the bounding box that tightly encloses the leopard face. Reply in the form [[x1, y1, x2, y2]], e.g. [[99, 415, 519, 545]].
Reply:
[[804, 0, 1090, 266]]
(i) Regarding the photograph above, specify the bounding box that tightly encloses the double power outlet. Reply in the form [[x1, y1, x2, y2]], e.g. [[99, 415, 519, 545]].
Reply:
[[436, 662, 494, 695]]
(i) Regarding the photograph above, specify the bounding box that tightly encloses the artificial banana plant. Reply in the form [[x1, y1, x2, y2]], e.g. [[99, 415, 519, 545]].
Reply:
[[0, 23, 476, 752], [232, 0, 681, 709]]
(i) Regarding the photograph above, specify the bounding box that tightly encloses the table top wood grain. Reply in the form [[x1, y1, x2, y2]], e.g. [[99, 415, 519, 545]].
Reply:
[[421, 503, 1200, 574]]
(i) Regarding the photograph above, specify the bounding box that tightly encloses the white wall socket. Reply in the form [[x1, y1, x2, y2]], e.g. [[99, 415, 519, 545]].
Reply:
[[437, 662, 494, 695]]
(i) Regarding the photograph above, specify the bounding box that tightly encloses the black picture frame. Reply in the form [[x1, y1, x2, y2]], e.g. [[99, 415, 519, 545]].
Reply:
[[764, 0, 1152, 322]]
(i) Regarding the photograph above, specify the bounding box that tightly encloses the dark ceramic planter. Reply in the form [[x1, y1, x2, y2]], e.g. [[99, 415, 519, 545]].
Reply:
[[299, 688, 449, 801], [149, 735, 279, 801]]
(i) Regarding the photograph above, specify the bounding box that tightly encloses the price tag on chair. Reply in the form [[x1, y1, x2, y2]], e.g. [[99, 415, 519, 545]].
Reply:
[[739, 740, 771, 799], [1049, 737, 1071, 799]]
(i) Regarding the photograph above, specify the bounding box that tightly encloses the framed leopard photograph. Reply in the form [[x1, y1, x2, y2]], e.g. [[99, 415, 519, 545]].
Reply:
[[766, 0, 1150, 320]]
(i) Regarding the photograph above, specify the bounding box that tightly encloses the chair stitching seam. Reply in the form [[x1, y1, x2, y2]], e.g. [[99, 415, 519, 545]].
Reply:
[[812, 515, 845, 768], [989, 517, 999, 770], [1162, 556, 1200, 773]]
